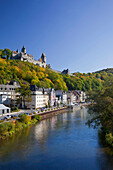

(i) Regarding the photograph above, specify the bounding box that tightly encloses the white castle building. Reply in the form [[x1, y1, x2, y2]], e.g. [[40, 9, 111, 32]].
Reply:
[[11, 46, 47, 68]]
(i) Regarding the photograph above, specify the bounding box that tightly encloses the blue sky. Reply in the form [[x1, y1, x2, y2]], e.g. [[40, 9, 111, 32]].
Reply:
[[0, 0, 113, 73]]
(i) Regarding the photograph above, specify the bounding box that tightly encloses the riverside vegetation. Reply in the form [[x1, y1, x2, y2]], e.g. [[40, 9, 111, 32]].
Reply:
[[87, 78, 113, 148], [0, 114, 41, 139]]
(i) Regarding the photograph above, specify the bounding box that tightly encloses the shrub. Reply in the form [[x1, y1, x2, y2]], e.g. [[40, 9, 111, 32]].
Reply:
[[105, 133, 113, 146], [12, 107, 18, 112], [7, 122, 15, 132], [20, 114, 31, 124], [34, 115, 41, 121], [0, 123, 8, 134], [31, 118, 37, 124], [7, 118, 11, 121], [0, 120, 4, 123], [18, 114, 23, 117], [15, 121, 23, 132], [57, 103, 59, 107], [48, 102, 51, 108]]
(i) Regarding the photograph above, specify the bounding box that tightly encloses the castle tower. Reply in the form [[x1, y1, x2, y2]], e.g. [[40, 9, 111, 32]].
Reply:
[[16, 49, 19, 53], [41, 53, 46, 63], [21, 46, 26, 53]]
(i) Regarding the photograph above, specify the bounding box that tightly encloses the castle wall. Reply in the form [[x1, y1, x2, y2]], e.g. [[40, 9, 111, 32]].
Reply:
[[11, 47, 47, 68]]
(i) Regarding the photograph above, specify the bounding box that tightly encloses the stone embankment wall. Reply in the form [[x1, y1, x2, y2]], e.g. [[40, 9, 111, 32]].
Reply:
[[38, 107, 67, 120]]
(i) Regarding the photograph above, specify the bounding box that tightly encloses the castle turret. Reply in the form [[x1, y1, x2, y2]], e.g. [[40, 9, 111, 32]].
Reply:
[[16, 49, 19, 53], [21, 46, 26, 53], [41, 53, 46, 63]]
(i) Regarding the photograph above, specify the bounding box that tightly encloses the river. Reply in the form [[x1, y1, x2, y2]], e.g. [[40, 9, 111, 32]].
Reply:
[[0, 108, 113, 170]]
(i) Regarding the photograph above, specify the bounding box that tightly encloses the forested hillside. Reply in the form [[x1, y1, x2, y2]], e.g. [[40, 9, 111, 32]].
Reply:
[[96, 68, 113, 74], [0, 58, 113, 91]]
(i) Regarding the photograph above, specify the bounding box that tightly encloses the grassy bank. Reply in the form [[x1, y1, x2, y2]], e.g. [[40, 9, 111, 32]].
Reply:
[[0, 114, 41, 140]]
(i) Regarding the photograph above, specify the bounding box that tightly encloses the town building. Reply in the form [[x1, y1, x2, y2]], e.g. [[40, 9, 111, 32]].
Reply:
[[55, 90, 67, 105], [74, 90, 86, 103], [44, 88, 56, 106], [0, 81, 20, 107], [25, 85, 49, 109], [67, 91, 76, 104], [55, 96, 62, 105], [0, 104, 11, 115], [67, 90, 87, 104], [11, 46, 47, 68]]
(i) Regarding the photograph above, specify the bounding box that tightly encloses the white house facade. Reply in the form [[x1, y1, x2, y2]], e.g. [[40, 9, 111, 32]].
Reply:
[[0, 81, 20, 107], [25, 85, 49, 109]]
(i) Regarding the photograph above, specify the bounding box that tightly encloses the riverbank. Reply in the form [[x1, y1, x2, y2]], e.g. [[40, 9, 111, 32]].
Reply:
[[0, 107, 67, 140], [0, 114, 41, 140]]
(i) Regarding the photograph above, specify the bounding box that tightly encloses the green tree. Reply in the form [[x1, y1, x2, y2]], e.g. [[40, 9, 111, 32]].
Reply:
[[16, 84, 31, 108], [20, 114, 31, 124], [87, 79, 113, 146], [4, 49, 12, 60], [0, 49, 4, 58]]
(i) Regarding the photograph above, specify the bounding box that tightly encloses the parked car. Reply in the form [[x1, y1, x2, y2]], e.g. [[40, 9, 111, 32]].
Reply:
[[6, 115, 11, 118], [11, 115, 18, 118], [3, 115, 11, 120], [4, 116, 8, 120], [11, 115, 14, 118], [41, 108, 45, 112]]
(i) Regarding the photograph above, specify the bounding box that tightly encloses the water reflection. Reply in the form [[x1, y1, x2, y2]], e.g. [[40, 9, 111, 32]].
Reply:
[[0, 108, 113, 169]]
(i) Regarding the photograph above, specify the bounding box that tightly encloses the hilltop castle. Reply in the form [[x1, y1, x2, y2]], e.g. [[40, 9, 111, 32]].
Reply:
[[11, 46, 47, 68], [11, 46, 72, 75]]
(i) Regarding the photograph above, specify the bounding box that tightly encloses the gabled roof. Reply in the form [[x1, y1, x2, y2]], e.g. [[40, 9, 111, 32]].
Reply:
[[30, 85, 42, 91], [0, 104, 10, 110]]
